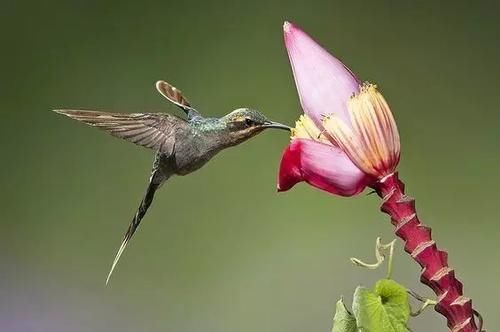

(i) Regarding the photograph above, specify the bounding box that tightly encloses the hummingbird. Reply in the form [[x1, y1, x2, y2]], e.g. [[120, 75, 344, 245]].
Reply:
[[53, 80, 290, 284]]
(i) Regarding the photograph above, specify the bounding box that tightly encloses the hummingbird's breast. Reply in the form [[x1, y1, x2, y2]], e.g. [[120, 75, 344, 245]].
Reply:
[[169, 127, 224, 176]]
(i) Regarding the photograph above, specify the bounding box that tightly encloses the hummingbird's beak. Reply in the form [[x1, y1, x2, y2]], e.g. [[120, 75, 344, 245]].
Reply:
[[262, 121, 291, 131]]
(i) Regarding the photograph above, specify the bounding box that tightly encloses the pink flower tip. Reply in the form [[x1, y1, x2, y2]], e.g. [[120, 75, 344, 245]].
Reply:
[[282, 21, 361, 128], [283, 20, 292, 33], [283, 20, 299, 37]]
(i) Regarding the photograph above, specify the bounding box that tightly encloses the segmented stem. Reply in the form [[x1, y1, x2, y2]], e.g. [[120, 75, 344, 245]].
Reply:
[[372, 172, 478, 332]]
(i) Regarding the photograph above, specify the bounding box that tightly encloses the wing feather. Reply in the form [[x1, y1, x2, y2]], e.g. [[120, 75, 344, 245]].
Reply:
[[53, 110, 179, 153], [155, 80, 201, 119]]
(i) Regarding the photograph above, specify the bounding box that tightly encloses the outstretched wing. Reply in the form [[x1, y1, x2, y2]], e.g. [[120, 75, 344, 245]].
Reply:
[[53, 110, 178, 154], [155, 80, 201, 119]]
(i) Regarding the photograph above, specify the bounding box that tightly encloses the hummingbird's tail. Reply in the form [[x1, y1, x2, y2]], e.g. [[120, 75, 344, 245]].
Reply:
[[106, 170, 165, 285]]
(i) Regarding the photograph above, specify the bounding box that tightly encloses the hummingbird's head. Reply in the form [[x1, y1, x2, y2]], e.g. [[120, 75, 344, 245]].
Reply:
[[221, 108, 290, 145]]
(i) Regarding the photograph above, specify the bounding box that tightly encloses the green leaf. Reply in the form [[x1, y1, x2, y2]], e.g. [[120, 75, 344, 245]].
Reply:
[[332, 298, 358, 332], [352, 279, 410, 332], [374, 279, 410, 325]]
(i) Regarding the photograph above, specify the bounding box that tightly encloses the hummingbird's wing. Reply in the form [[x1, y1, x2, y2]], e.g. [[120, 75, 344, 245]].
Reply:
[[53, 110, 179, 154], [155, 80, 202, 120]]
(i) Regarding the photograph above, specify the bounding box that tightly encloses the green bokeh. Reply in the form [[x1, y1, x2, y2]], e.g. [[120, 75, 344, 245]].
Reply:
[[1, 1, 499, 331]]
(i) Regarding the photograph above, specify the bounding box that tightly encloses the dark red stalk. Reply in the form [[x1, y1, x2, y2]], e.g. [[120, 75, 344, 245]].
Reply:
[[372, 172, 478, 332]]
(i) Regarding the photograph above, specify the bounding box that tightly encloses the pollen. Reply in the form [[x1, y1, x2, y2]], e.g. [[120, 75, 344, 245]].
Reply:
[[322, 83, 400, 179]]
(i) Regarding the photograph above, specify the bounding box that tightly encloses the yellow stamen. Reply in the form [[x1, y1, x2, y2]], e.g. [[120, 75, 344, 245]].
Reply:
[[291, 115, 330, 143], [323, 83, 400, 178]]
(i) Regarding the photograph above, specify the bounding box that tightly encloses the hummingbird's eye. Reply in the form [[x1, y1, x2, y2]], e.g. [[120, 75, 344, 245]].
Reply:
[[244, 118, 255, 127]]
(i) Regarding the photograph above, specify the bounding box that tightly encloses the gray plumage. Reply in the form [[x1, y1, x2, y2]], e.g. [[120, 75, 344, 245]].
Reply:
[[53, 80, 289, 284]]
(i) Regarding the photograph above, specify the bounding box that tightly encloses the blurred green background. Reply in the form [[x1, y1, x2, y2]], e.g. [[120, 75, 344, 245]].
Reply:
[[1, 0, 499, 331]]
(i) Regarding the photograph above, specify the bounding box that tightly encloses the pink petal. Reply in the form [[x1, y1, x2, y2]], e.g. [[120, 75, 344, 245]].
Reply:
[[283, 21, 360, 127], [277, 139, 371, 197]]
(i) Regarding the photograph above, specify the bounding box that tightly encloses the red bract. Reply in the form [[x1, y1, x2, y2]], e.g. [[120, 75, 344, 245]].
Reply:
[[278, 21, 480, 332], [278, 138, 370, 196]]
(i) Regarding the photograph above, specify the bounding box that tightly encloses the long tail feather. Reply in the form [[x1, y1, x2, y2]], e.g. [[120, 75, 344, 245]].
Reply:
[[106, 179, 160, 284]]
